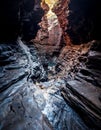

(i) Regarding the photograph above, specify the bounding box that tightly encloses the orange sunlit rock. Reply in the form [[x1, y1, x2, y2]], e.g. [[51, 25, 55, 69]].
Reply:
[[53, 0, 71, 45]]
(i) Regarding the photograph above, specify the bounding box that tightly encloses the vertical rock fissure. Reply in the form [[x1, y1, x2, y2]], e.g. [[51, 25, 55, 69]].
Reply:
[[33, 0, 63, 55]]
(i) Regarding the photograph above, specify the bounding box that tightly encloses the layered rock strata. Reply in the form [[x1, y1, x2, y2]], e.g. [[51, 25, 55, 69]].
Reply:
[[53, 0, 101, 44], [0, 0, 101, 130], [53, 0, 71, 45], [33, 0, 63, 55], [61, 41, 101, 129], [0, 39, 92, 130]]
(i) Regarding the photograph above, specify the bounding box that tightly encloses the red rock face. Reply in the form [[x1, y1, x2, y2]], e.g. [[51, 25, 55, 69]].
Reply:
[[47, 15, 62, 46], [33, 0, 63, 55], [53, 0, 101, 45], [53, 0, 71, 45], [33, 1, 49, 45]]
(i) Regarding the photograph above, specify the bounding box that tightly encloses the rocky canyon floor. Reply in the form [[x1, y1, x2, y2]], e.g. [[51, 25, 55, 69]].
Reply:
[[0, 37, 101, 130]]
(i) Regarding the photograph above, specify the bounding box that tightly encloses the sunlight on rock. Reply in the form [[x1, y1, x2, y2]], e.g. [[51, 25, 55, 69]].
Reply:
[[45, 0, 58, 9], [44, 0, 58, 18]]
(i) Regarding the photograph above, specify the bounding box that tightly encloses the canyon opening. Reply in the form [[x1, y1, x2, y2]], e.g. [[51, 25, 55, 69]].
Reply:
[[0, 0, 101, 130]]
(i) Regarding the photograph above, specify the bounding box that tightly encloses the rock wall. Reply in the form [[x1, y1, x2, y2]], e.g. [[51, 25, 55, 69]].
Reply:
[[0, 39, 93, 130], [0, 0, 21, 41], [0, 0, 44, 42], [33, 0, 49, 45], [53, 0, 101, 44], [61, 40, 101, 129], [0, 39, 53, 130], [33, 0, 63, 56], [21, 0, 44, 41], [53, 0, 71, 45], [0, 0, 101, 130], [67, 0, 101, 44]]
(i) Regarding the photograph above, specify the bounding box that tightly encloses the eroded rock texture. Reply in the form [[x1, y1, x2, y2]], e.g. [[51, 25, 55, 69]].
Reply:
[[53, 0, 101, 44], [61, 41, 101, 129], [0, 40, 52, 130], [33, 0, 63, 56], [53, 0, 71, 45], [0, 0, 101, 130], [0, 39, 92, 130]]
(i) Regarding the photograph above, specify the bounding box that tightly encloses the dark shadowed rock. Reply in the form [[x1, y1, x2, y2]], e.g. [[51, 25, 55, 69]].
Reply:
[[0, 0, 44, 42]]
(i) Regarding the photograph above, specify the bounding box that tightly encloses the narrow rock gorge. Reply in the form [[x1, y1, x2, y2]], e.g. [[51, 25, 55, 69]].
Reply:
[[0, 0, 101, 130]]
